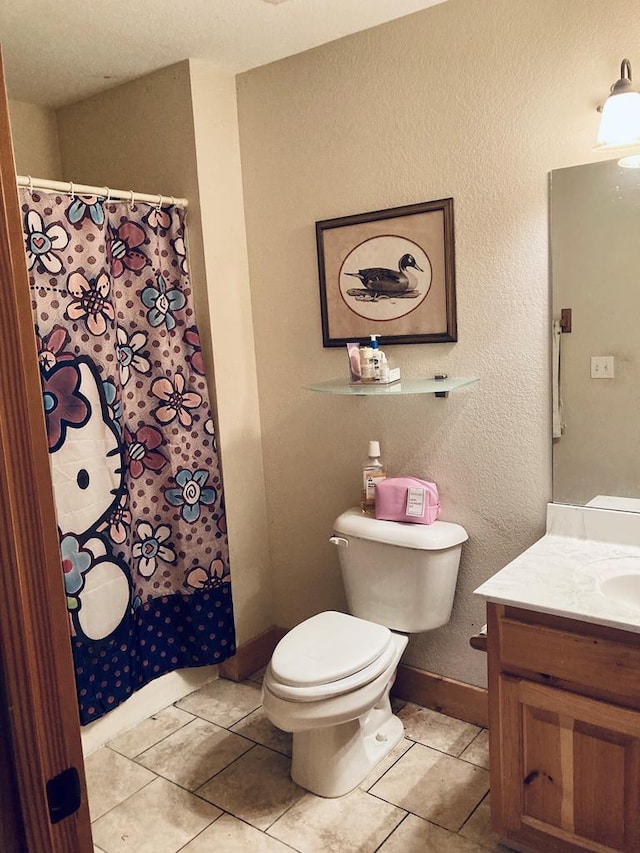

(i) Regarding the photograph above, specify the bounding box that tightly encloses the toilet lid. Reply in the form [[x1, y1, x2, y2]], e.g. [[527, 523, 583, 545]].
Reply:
[[264, 634, 401, 702], [270, 611, 392, 688]]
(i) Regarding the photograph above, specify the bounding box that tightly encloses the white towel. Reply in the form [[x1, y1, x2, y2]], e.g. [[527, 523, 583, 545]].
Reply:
[[552, 319, 564, 439]]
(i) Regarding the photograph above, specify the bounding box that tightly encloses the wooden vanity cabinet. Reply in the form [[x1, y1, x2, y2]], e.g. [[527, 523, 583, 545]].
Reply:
[[487, 603, 640, 853]]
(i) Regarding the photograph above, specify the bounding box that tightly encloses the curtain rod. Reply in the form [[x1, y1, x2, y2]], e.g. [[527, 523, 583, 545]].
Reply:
[[16, 175, 188, 209]]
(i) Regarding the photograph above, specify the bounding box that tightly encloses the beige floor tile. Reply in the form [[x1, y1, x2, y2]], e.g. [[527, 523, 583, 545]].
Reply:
[[460, 795, 513, 851], [181, 813, 294, 852], [176, 678, 262, 727], [84, 747, 156, 822], [398, 703, 480, 756], [108, 705, 195, 759], [91, 776, 220, 853], [370, 743, 489, 832], [136, 717, 253, 790], [230, 706, 292, 756], [378, 813, 488, 851], [197, 744, 305, 830], [360, 738, 414, 790], [268, 787, 405, 852], [460, 730, 490, 770]]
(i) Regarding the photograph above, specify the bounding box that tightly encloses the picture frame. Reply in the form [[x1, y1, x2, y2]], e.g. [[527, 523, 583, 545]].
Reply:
[[315, 198, 457, 347]]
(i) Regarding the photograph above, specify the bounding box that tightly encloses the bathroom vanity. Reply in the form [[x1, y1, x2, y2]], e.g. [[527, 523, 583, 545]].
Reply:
[[476, 153, 640, 852], [476, 504, 640, 853]]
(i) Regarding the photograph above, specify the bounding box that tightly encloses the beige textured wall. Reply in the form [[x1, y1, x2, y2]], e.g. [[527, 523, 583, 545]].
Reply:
[[8, 99, 62, 179], [56, 63, 197, 198], [552, 159, 640, 505], [55, 61, 273, 644], [188, 60, 272, 643], [236, 0, 640, 686]]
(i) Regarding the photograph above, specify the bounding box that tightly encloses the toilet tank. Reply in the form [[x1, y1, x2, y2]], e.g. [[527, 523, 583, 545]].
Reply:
[[332, 508, 468, 633]]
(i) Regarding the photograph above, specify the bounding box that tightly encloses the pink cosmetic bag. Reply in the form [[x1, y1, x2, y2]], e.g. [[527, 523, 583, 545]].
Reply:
[[375, 477, 441, 525]]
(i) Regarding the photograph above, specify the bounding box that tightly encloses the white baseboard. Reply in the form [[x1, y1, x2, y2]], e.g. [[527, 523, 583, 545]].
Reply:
[[80, 665, 218, 756]]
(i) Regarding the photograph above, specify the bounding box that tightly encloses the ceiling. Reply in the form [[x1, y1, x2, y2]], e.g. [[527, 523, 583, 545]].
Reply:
[[0, 0, 447, 109]]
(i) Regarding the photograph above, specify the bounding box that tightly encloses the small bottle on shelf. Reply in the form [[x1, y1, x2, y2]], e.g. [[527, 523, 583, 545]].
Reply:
[[369, 335, 383, 380], [360, 345, 374, 382], [378, 352, 390, 383]]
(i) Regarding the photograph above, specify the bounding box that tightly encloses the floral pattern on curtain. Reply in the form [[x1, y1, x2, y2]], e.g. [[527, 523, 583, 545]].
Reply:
[[22, 189, 235, 724]]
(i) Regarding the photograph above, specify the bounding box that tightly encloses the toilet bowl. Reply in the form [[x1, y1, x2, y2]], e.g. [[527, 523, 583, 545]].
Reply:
[[262, 508, 468, 798], [262, 611, 408, 797]]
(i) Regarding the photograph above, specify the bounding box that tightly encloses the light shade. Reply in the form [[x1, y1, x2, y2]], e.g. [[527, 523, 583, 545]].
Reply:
[[595, 59, 640, 150]]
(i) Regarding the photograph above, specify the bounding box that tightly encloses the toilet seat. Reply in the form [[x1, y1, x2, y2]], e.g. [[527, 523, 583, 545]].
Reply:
[[267, 611, 395, 702], [265, 639, 399, 702]]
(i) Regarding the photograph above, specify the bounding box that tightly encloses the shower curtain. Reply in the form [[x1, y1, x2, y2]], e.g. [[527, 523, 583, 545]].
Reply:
[[21, 188, 235, 723]]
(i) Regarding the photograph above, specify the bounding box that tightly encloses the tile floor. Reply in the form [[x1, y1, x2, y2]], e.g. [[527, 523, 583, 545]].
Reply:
[[87, 669, 513, 852]]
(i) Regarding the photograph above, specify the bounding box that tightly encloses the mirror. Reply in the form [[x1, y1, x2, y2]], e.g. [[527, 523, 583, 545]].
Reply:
[[551, 157, 640, 509]]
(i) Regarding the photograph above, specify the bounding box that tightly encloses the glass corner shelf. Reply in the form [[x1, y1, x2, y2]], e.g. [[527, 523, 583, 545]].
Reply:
[[303, 376, 479, 397]]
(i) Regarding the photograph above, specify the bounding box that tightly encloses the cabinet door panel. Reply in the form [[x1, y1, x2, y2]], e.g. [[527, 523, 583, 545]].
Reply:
[[573, 723, 629, 848], [522, 705, 564, 828], [499, 675, 640, 852]]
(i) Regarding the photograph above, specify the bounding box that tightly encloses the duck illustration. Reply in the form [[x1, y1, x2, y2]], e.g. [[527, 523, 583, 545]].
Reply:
[[345, 253, 423, 295]]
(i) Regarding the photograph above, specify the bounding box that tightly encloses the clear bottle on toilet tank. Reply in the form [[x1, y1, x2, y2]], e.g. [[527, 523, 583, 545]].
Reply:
[[360, 440, 386, 515]]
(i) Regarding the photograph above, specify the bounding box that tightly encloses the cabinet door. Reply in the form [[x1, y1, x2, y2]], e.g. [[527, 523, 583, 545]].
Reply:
[[498, 675, 640, 853]]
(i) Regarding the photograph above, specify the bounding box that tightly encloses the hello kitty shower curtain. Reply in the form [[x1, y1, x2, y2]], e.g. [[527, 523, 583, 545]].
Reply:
[[22, 188, 235, 723]]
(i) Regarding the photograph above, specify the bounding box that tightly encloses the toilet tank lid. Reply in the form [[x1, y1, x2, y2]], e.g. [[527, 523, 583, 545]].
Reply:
[[334, 508, 468, 550]]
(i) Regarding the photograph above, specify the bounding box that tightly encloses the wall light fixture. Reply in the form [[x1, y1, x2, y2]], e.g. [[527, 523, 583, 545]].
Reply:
[[595, 59, 640, 150]]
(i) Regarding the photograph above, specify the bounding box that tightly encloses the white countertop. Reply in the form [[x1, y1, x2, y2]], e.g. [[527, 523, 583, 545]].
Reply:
[[474, 502, 640, 634]]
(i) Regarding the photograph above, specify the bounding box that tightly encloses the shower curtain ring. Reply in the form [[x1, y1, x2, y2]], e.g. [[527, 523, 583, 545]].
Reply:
[[170, 196, 175, 207], [27, 175, 33, 194], [156, 194, 163, 210], [129, 189, 135, 207], [69, 182, 75, 199], [106, 187, 112, 203]]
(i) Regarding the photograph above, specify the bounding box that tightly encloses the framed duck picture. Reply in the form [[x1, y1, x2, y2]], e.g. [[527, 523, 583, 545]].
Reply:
[[315, 198, 457, 346]]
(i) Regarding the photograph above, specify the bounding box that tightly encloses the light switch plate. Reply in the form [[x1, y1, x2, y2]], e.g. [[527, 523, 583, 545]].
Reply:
[[591, 356, 615, 378]]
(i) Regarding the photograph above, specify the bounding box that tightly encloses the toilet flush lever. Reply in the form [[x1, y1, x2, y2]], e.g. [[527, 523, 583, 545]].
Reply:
[[329, 536, 349, 548]]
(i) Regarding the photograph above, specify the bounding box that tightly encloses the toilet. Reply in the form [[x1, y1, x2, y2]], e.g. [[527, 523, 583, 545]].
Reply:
[[262, 507, 468, 797]]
